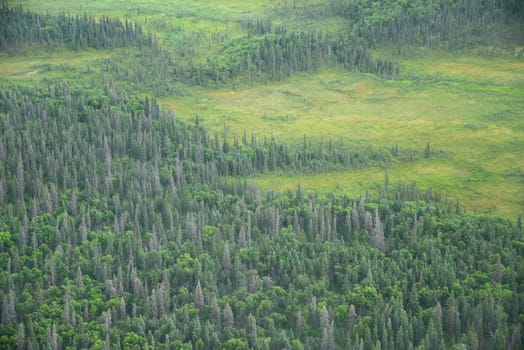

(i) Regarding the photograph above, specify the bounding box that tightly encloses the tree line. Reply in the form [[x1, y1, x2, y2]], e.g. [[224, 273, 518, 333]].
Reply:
[[0, 5, 153, 54], [0, 6, 397, 94], [278, 0, 524, 52]]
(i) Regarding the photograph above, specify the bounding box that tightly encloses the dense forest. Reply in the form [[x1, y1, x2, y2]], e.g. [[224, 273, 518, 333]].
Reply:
[[0, 1, 523, 349]]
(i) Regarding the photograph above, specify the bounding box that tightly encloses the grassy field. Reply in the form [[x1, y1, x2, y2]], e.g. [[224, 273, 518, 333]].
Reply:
[[0, 49, 117, 80], [161, 55, 524, 218], [4, 1, 524, 219]]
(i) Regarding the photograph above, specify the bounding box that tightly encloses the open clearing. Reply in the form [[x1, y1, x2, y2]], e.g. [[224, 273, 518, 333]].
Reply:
[[161, 56, 524, 218], [0, 49, 118, 80]]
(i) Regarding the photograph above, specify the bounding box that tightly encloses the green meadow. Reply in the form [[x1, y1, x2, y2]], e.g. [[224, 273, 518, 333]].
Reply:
[[161, 55, 524, 218], [4, 1, 524, 218], [0, 49, 117, 78]]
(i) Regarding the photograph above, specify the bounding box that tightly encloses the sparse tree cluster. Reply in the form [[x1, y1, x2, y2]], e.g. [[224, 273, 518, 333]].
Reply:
[[0, 5, 153, 53], [281, 0, 524, 51]]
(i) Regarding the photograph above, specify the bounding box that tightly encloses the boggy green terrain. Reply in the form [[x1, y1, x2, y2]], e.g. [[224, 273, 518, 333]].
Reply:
[[165, 57, 524, 217], [0, 1, 523, 349]]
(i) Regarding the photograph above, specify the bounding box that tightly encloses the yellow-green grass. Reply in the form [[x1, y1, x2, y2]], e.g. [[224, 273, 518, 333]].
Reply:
[[160, 69, 523, 148], [0, 49, 117, 79], [251, 157, 523, 218], [18, 0, 310, 19], [401, 49, 524, 88], [161, 56, 524, 218]]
